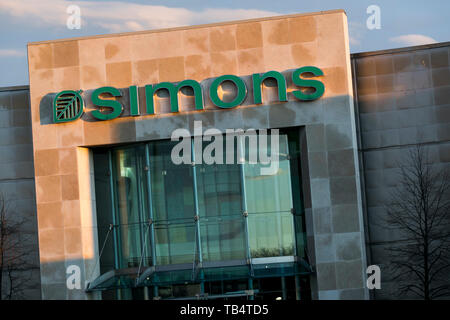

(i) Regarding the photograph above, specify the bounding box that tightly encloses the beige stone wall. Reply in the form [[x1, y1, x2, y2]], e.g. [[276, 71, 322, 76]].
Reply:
[[28, 10, 368, 299]]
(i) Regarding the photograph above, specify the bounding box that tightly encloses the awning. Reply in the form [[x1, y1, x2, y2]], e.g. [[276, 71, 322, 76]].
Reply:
[[85, 268, 139, 292], [86, 256, 313, 292]]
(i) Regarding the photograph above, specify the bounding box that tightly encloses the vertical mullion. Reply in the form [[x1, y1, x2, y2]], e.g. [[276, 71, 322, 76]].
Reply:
[[287, 130, 303, 300], [295, 275, 301, 300], [145, 143, 158, 297], [135, 147, 146, 263], [248, 278, 254, 301], [191, 138, 204, 294], [161, 150, 171, 263], [145, 144, 157, 265], [108, 149, 124, 300], [238, 136, 252, 275], [212, 164, 220, 259], [285, 133, 298, 258], [108, 150, 120, 270]]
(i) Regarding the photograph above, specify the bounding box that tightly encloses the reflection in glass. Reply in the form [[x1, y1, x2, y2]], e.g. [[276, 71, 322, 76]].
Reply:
[[196, 144, 247, 261], [149, 141, 196, 265], [245, 134, 296, 258], [111, 146, 150, 268]]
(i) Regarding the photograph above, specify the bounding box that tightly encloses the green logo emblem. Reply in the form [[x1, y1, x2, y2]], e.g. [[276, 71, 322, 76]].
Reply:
[[53, 90, 84, 123]]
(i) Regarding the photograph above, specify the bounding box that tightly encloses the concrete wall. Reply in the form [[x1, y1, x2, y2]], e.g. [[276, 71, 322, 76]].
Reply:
[[0, 87, 41, 299], [353, 42, 450, 299], [27, 10, 369, 299]]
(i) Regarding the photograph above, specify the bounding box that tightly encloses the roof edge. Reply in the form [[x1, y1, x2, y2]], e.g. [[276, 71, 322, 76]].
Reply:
[[0, 85, 29, 92], [27, 9, 346, 46], [351, 41, 450, 58]]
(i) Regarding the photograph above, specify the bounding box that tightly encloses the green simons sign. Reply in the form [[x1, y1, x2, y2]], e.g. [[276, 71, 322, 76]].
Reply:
[[53, 66, 325, 123]]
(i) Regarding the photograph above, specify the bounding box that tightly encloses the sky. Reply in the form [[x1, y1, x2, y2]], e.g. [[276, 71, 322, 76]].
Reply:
[[0, 0, 449, 87]]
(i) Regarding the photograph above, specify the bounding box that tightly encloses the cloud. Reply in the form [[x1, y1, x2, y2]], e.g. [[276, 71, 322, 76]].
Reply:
[[390, 34, 438, 47], [349, 36, 360, 46], [0, 0, 279, 32], [0, 49, 25, 57], [348, 21, 366, 47]]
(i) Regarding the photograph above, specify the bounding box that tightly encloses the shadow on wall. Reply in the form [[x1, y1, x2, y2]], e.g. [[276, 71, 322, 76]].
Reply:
[[39, 257, 100, 300], [354, 45, 450, 299]]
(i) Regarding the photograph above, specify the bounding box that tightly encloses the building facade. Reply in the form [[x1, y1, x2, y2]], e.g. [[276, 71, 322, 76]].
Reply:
[[353, 43, 450, 299], [0, 9, 448, 300]]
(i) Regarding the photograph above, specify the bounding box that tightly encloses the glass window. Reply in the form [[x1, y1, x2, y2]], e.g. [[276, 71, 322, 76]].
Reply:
[[149, 141, 196, 265], [245, 133, 296, 258], [93, 127, 309, 298], [196, 138, 247, 262], [196, 161, 247, 262], [111, 145, 150, 268]]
